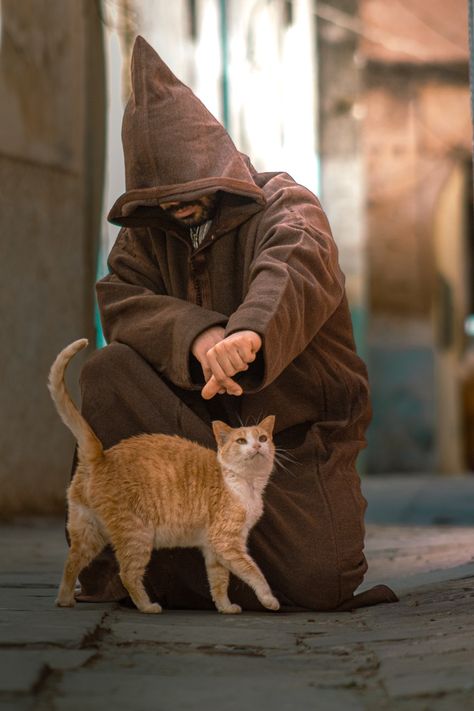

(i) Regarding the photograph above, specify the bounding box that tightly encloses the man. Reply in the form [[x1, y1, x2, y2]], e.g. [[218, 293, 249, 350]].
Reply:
[[76, 36, 396, 611]]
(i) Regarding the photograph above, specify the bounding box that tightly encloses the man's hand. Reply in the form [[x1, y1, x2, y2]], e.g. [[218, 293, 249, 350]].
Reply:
[[201, 330, 262, 400], [191, 326, 226, 385]]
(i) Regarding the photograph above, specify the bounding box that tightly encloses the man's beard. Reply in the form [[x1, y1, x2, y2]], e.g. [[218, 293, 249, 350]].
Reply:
[[161, 195, 218, 227]]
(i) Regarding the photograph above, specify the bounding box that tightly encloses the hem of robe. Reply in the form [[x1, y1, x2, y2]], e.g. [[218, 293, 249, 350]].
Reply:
[[74, 579, 398, 612]]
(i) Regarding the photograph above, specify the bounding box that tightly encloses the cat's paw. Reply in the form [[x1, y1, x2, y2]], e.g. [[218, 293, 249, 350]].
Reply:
[[55, 596, 76, 608], [261, 594, 280, 611], [218, 603, 242, 614], [139, 602, 162, 614]]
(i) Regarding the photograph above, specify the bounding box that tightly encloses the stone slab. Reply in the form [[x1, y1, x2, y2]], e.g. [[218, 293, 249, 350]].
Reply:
[[0, 588, 60, 612], [381, 650, 474, 698], [0, 701, 31, 711], [109, 617, 297, 650], [0, 609, 108, 646], [0, 650, 94, 693], [55, 668, 364, 711], [2, 509, 474, 709]]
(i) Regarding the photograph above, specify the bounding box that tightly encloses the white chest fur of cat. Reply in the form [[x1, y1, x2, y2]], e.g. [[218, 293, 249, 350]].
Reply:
[[48, 339, 280, 615]]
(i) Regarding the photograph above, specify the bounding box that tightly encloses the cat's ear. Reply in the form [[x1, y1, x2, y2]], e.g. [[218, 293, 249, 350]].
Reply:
[[212, 420, 233, 447], [259, 415, 275, 436]]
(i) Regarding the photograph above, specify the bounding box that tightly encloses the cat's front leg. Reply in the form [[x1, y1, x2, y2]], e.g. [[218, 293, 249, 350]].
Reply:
[[215, 545, 280, 612], [203, 548, 241, 614]]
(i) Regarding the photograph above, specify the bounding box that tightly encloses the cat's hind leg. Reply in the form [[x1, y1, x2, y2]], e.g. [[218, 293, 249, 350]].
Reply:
[[56, 503, 106, 607], [214, 543, 279, 612], [112, 524, 161, 614], [203, 548, 241, 614]]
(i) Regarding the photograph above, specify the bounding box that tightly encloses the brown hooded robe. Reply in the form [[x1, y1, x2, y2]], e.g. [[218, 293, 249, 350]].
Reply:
[[76, 36, 396, 612]]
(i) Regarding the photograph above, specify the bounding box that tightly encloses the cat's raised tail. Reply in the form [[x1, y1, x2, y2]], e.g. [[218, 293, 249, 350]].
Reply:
[[48, 339, 103, 464]]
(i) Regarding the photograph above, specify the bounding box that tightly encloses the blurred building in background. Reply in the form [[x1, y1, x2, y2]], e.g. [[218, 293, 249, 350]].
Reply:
[[0, 0, 472, 515], [358, 0, 472, 475]]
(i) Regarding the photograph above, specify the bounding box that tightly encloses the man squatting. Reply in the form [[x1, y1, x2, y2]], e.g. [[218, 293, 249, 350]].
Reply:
[[74, 36, 397, 612]]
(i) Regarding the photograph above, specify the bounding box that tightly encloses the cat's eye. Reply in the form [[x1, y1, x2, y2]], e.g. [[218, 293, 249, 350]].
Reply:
[[236, 438, 247, 445], [258, 435, 268, 442]]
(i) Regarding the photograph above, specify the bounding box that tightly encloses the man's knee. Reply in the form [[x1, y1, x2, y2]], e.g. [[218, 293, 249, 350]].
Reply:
[[79, 342, 138, 392]]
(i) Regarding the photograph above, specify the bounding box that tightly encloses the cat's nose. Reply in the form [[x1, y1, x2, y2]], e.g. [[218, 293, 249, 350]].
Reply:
[[253, 443, 261, 450]]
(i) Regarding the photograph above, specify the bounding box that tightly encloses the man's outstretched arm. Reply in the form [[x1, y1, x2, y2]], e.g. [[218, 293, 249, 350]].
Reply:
[[222, 183, 346, 393], [191, 185, 345, 400]]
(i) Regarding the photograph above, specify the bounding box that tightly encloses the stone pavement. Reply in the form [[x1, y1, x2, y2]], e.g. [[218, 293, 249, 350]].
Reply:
[[1, 475, 474, 711]]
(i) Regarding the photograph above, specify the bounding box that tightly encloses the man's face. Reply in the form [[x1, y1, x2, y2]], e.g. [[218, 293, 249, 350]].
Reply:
[[160, 194, 218, 227]]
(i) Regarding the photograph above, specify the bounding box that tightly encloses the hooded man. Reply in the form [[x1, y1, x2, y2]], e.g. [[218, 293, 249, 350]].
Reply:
[[76, 36, 396, 612]]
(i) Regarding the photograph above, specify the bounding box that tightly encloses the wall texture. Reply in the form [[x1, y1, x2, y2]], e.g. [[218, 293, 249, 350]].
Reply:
[[0, 0, 105, 515]]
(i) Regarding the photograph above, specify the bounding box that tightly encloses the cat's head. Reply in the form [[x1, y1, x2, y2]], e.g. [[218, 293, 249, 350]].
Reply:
[[212, 416, 276, 477]]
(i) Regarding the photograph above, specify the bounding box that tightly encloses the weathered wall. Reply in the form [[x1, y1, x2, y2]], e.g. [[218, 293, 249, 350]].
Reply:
[[364, 76, 471, 473], [0, 0, 105, 515], [316, 0, 367, 358], [360, 0, 472, 472]]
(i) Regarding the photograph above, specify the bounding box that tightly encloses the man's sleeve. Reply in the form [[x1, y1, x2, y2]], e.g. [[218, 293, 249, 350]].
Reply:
[[96, 228, 228, 389], [224, 186, 346, 391]]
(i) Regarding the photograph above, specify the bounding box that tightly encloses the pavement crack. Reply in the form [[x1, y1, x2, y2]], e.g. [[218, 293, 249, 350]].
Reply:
[[32, 663, 55, 696], [79, 611, 112, 649], [31, 666, 66, 711], [196, 644, 265, 657]]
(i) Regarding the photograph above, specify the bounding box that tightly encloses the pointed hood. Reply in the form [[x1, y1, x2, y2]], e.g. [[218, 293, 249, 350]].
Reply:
[[108, 36, 265, 227]]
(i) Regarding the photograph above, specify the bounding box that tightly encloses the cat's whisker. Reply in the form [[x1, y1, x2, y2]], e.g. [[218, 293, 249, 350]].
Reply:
[[273, 457, 297, 478], [248, 411, 264, 427], [274, 450, 300, 465], [274, 445, 297, 457], [275, 455, 299, 467], [274, 448, 297, 459], [274, 450, 294, 463], [274, 451, 300, 472]]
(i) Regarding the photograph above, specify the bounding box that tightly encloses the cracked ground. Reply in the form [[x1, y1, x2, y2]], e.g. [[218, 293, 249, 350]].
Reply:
[[1, 475, 474, 711]]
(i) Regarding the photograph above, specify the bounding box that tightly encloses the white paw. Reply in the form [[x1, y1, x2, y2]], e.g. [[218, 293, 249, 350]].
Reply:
[[55, 597, 76, 608], [139, 602, 162, 614], [218, 603, 242, 615], [261, 594, 280, 611]]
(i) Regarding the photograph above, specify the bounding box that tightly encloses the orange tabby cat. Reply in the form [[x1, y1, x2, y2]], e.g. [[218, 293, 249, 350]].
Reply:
[[48, 339, 279, 614]]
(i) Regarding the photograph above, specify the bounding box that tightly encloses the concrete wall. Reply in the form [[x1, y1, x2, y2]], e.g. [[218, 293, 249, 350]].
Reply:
[[0, 1, 105, 515]]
